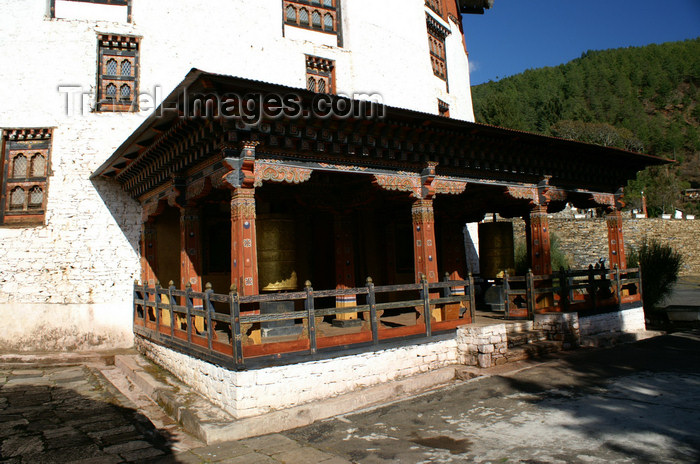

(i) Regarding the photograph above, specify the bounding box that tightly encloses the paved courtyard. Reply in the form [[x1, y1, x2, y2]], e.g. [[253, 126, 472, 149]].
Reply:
[[285, 330, 700, 463], [2, 331, 699, 463]]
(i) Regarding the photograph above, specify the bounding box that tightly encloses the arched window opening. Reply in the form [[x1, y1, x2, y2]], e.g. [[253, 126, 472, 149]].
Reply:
[[312, 10, 321, 27], [31, 154, 46, 177], [121, 60, 131, 76], [299, 8, 309, 26], [286, 5, 297, 22], [28, 186, 43, 208], [106, 83, 117, 98], [307, 77, 316, 92], [12, 154, 27, 178], [323, 13, 333, 31], [9, 187, 25, 210], [120, 84, 131, 100], [106, 58, 118, 75], [318, 78, 326, 93]]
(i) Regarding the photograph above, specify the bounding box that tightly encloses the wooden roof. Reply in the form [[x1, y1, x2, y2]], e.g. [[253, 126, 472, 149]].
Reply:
[[94, 69, 667, 200]]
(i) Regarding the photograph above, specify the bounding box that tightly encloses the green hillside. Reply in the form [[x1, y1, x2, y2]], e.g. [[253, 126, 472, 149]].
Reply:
[[471, 38, 700, 216]]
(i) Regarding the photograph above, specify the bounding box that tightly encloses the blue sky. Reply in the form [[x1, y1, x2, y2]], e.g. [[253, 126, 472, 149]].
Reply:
[[462, 0, 700, 86]]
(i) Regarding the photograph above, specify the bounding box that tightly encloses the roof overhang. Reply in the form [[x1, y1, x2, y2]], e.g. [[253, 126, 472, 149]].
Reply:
[[458, 0, 494, 15], [94, 68, 668, 202]]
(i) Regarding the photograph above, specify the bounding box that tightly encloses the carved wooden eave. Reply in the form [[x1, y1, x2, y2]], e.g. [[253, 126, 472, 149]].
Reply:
[[93, 68, 669, 204]]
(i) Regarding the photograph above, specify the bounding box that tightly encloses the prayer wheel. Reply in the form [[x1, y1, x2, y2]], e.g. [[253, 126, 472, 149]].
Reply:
[[256, 213, 298, 291], [478, 221, 515, 279]]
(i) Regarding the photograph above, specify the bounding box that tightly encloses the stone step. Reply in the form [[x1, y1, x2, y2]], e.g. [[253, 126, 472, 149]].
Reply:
[[110, 353, 462, 444], [507, 330, 549, 348], [505, 340, 564, 363], [504, 320, 534, 334]]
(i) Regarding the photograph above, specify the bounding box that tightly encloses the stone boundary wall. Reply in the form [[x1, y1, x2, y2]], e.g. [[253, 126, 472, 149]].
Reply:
[[511, 217, 700, 276], [138, 337, 458, 419]]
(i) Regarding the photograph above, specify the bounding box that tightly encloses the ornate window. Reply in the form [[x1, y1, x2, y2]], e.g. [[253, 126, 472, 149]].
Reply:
[[425, 0, 442, 16], [306, 55, 335, 94], [284, 0, 338, 34], [286, 5, 297, 21], [97, 34, 140, 112], [426, 15, 450, 84], [0, 129, 52, 226]]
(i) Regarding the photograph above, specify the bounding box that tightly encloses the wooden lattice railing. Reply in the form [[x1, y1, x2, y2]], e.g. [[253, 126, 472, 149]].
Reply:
[[133, 275, 476, 370], [503, 267, 643, 320]]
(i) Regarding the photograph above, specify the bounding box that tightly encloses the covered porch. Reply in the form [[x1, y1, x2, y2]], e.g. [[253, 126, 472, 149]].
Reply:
[[94, 69, 664, 369]]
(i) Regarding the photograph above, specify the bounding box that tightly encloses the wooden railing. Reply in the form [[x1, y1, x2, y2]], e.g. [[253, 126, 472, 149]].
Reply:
[[133, 275, 476, 370], [503, 267, 643, 319]]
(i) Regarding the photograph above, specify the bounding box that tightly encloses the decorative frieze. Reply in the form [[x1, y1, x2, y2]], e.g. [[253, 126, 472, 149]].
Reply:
[[373, 173, 423, 199], [253, 160, 312, 187]]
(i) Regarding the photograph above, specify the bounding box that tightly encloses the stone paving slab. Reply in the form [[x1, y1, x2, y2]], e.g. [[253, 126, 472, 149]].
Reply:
[[0, 363, 174, 463], [0, 357, 358, 463]]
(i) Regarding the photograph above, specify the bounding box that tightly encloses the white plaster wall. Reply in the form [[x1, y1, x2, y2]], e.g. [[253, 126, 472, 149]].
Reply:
[[0, 0, 477, 350], [578, 307, 647, 336], [139, 337, 458, 419], [0, 302, 133, 351]]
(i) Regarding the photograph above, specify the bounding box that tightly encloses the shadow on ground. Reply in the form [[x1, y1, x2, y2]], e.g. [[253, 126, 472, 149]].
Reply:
[[0, 367, 178, 463], [498, 331, 700, 462], [287, 330, 700, 463]]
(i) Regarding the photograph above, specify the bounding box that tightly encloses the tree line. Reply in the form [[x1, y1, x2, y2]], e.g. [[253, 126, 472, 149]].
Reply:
[[471, 38, 700, 216]]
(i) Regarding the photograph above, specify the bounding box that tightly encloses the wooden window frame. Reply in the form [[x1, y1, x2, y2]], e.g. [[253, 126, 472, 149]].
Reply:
[[306, 55, 336, 94], [426, 15, 450, 84], [49, 0, 133, 23], [0, 129, 53, 226], [425, 0, 443, 16], [284, 0, 339, 35], [438, 99, 450, 117], [96, 34, 140, 112]]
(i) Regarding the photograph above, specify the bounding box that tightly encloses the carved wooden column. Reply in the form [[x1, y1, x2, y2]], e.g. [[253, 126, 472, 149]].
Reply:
[[179, 207, 202, 292], [141, 221, 158, 287], [333, 214, 361, 327], [231, 187, 259, 296], [412, 199, 439, 284], [526, 205, 552, 275], [222, 142, 260, 297], [606, 209, 626, 270]]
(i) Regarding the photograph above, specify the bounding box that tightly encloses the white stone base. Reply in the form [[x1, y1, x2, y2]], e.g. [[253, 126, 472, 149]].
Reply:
[[137, 336, 459, 419], [0, 302, 134, 351], [579, 306, 646, 336]]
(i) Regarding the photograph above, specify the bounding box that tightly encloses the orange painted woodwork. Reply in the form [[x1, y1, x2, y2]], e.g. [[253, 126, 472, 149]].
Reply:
[[141, 221, 158, 286], [180, 207, 202, 292], [527, 205, 552, 275], [606, 210, 627, 270], [231, 188, 259, 296], [412, 199, 439, 283]]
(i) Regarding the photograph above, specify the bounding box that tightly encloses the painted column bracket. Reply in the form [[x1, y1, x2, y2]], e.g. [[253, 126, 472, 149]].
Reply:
[[253, 159, 313, 187]]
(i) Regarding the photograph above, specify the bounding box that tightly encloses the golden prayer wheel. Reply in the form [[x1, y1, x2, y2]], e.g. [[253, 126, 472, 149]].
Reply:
[[478, 221, 515, 279], [256, 213, 298, 291]]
